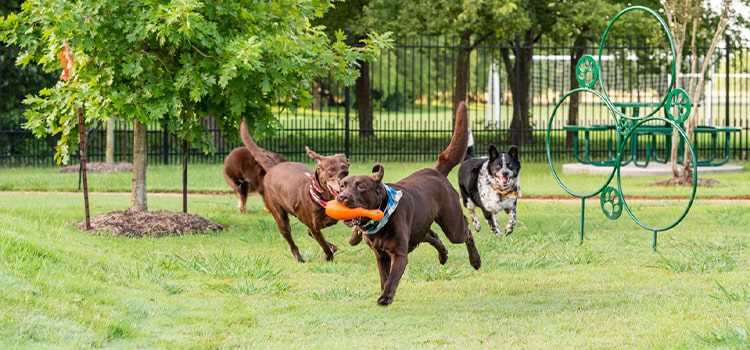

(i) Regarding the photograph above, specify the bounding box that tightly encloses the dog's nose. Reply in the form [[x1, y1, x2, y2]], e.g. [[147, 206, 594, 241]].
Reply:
[[501, 170, 511, 177], [336, 193, 351, 206]]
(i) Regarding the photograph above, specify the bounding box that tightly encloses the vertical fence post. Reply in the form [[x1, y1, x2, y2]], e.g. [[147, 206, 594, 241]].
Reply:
[[163, 122, 169, 165], [344, 29, 352, 158], [725, 34, 730, 128], [513, 32, 521, 146]]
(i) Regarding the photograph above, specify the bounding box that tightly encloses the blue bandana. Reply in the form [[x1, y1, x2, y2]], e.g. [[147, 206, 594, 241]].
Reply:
[[362, 184, 402, 235]]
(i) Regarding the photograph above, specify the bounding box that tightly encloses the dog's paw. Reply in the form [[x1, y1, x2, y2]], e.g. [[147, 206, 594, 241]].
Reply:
[[470, 256, 481, 270], [438, 250, 448, 265], [349, 230, 363, 246], [492, 228, 504, 236], [328, 242, 339, 253], [376, 294, 394, 306], [472, 218, 481, 232]]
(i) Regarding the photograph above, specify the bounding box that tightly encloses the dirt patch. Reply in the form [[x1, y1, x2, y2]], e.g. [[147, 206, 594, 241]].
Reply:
[[58, 162, 133, 173], [78, 210, 223, 237], [654, 177, 719, 187]]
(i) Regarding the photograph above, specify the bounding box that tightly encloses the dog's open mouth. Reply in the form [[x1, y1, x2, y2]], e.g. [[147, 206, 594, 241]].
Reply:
[[343, 217, 370, 227], [327, 183, 340, 196]]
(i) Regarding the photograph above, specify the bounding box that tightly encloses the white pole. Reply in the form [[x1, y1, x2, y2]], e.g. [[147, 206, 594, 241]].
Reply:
[[705, 63, 714, 126], [492, 62, 500, 128]]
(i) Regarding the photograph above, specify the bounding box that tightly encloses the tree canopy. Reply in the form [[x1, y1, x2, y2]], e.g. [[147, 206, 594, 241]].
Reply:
[[0, 0, 390, 163]]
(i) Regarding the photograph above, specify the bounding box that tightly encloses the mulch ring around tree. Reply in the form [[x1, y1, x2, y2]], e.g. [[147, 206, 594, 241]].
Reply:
[[58, 162, 133, 173], [78, 210, 223, 237], [654, 177, 719, 187]]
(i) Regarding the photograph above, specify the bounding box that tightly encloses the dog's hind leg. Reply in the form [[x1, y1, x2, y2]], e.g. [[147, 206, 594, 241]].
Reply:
[[436, 202, 481, 270], [224, 173, 246, 213], [308, 227, 336, 261], [423, 230, 448, 265], [237, 180, 249, 213], [266, 198, 304, 262], [504, 206, 517, 235]]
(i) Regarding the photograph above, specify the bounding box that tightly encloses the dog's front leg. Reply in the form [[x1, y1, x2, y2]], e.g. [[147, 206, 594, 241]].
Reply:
[[349, 227, 363, 246], [377, 251, 408, 306], [483, 210, 502, 235], [375, 250, 391, 291], [504, 206, 517, 235]]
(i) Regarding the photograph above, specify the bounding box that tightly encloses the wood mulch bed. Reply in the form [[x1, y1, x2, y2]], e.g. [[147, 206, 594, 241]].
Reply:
[[58, 162, 133, 173], [78, 210, 222, 237]]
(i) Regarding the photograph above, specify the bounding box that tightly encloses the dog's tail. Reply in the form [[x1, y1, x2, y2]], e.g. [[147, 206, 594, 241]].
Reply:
[[240, 118, 286, 172], [434, 101, 469, 177]]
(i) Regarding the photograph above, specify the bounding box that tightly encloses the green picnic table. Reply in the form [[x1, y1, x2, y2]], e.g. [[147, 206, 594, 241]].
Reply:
[[565, 102, 741, 167]]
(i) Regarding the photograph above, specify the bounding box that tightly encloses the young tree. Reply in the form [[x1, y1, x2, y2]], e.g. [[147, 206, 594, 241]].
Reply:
[[662, 0, 739, 181], [1, 0, 388, 212]]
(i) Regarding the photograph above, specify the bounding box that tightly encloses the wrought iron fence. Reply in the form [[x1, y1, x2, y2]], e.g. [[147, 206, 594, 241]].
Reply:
[[1, 34, 748, 166]]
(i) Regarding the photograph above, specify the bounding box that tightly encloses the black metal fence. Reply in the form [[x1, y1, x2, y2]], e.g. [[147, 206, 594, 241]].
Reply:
[[2, 35, 749, 166]]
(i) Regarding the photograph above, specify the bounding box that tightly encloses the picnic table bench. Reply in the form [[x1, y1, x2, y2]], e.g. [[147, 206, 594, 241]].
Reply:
[[564, 102, 741, 167]]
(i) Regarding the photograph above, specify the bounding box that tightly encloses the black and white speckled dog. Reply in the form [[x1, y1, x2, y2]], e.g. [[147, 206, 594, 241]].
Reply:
[[458, 145, 521, 235]]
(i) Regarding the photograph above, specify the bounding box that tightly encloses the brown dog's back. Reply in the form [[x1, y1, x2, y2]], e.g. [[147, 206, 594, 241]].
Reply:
[[223, 147, 264, 193]]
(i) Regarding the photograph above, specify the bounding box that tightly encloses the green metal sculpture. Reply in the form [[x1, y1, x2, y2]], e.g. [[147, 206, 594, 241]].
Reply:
[[546, 6, 698, 250]]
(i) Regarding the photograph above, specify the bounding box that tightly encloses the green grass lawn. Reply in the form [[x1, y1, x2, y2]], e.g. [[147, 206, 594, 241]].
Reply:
[[1, 191, 749, 348], [2, 161, 749, 199]]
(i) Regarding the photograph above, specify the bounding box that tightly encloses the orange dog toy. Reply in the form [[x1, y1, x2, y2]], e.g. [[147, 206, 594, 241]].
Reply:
[[325, 200, 384, 221]]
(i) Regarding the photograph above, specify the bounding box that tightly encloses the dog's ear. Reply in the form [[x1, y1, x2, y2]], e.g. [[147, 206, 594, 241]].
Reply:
[[371, 164, 384, 183], [305, 146, 322, 162], [488, 145, 499, 161], [508, 145, 519, 161]]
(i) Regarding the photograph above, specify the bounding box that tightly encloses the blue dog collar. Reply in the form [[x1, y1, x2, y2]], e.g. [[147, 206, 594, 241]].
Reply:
[[362, 184, 402, 235]]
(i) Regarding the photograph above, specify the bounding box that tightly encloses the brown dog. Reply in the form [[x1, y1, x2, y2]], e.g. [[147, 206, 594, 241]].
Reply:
[[223, 147, 284, 212], [336, 101, 481, 305], [240, 120, 349, 262]]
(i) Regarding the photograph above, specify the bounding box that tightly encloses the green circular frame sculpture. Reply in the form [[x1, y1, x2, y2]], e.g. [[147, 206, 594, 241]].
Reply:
[[545, 6, 698, 250]]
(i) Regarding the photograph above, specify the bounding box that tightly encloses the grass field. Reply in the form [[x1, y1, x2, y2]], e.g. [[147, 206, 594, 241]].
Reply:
[[1, 162, 749, 348], [2, 193, 749, 348]]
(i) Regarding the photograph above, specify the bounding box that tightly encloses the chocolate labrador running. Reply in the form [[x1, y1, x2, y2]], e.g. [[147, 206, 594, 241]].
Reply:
[[240, 120, 349, 262], [223, 147, 284, 213], [336, 102, 481, 305]]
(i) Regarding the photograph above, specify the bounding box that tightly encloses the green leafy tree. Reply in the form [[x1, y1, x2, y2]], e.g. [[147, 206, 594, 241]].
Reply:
[[364, 0, 520, 117], [0, 0, 54, 130], [315, 0, 377, 136], [1, 0, 389, 212]]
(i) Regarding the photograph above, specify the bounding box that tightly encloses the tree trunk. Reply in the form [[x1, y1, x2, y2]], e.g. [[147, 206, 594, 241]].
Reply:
[[131, 119, 148, 212], [502, 32, 534, 146], [453, 30, 472, 116], [669, 49, 683, 178], [356, 60, 374, 137], [567, 37, 586, 148], [312, 80, 321, 111], [106, 117, 115, 163]]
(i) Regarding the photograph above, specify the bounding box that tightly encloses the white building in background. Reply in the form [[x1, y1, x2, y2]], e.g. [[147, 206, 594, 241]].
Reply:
[[485, 61, 502, 128]]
